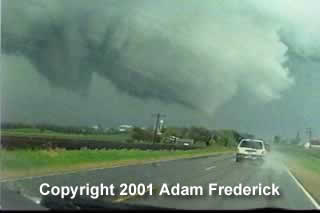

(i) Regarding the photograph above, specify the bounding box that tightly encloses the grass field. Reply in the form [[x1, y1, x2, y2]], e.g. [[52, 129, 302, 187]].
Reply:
[[0, 144, 234, 180], [1, 128, 131, 142], [276, 145, 320, 203]]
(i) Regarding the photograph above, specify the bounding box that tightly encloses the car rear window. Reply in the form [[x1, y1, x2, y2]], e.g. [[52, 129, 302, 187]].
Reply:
[[239, 141, 263, 149]]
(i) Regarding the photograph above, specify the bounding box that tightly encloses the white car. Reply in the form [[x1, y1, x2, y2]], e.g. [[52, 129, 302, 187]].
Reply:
[[236, 139, 266, 162]]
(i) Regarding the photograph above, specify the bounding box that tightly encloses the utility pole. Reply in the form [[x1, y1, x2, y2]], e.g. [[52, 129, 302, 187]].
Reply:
[[306, 128, 312, 142], [152, 113, 166, 144]]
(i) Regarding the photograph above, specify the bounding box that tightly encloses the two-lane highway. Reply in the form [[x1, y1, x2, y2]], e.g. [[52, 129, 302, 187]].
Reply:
[[126, 151, 317, 209], [1, 152, 318, 210]]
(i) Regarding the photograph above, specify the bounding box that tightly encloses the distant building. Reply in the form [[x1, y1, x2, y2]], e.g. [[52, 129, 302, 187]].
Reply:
[[119, 125, 133, 132], [168, 136, 179, 143], [91, 125, 100, 131], [310, 139, 320, 149], [166, 136, 194, 146], [304, 139, 320, 149], [175, 138, 194, 146]]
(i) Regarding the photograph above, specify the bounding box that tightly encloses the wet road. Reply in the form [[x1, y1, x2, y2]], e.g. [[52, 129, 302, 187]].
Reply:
[[1, 152, 318, 210]]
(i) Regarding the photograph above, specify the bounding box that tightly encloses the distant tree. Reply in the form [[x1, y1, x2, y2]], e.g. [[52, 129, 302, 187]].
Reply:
[[214, 129, 240, 147], [212, 134, 219, 142], [206, 140, 212, 146], [105, 128, 117, 134], [97, 124, 103, 131], [131, 127, 153, 142], [181, 127, 190, 138], [126, 138, 134, 143], [282, 138, 289, 144], [188, 126, 211, 143], [273, 136, 281, 144], [240, 133, 255, 139], [294, 131, 301, 145], [162, 127, 180, 138], [1, 122, 33, 129]]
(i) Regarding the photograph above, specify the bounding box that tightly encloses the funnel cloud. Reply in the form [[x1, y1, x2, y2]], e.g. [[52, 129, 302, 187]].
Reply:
[[2, 0, 320, 136]]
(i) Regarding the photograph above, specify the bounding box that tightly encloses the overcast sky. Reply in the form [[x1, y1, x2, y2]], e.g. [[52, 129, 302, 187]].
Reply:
[[2, 0, 320, 139]]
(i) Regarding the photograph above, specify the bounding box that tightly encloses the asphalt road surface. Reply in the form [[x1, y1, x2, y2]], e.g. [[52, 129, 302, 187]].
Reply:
[[1, 151, 318, 210]]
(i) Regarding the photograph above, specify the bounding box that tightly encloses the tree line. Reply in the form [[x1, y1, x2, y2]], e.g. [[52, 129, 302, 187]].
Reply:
[[1, 122, 105, 135], [1, 122, 254, 147], [131, 126, 247, 147]]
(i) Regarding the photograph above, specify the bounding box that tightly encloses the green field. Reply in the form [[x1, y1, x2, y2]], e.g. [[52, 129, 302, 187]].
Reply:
[[1, 128, 131, 142], [1, 128, 234, 180], [276, 145, 320, 202], [0, 144, 233, 180], [276, 145, 320, 173]]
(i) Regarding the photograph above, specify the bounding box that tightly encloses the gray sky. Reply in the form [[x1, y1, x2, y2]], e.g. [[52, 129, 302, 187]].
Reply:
[[2, 0, 320, 139]]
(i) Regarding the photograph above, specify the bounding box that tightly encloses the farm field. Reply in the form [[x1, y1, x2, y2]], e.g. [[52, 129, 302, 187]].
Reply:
[[2, 128, 131, 142], [0, 145, 234, 179], [276, 145, 320, 203]]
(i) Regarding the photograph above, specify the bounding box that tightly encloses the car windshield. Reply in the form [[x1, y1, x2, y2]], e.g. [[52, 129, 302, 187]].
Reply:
[[240, 141, 263, 150], [2, 0, 320, 211]]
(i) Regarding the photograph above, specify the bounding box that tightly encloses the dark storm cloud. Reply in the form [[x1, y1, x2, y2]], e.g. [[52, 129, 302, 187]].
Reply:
[[1, 0, 194, 108], [2, 0, 320, 137], [2, 0, 296, 115]]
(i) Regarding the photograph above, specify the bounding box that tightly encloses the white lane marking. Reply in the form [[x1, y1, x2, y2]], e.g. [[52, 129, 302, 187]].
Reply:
[[22, 194, 42, 205], [0, 170, 83, 183], [286, 168, 320, 210], [205, 166, 216, 171]]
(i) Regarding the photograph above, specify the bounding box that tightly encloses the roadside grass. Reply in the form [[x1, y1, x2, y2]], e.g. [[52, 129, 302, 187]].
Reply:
[[2, 129, 131, 142], [276, 145, 320, 203], [0, 144, 234, 180]]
